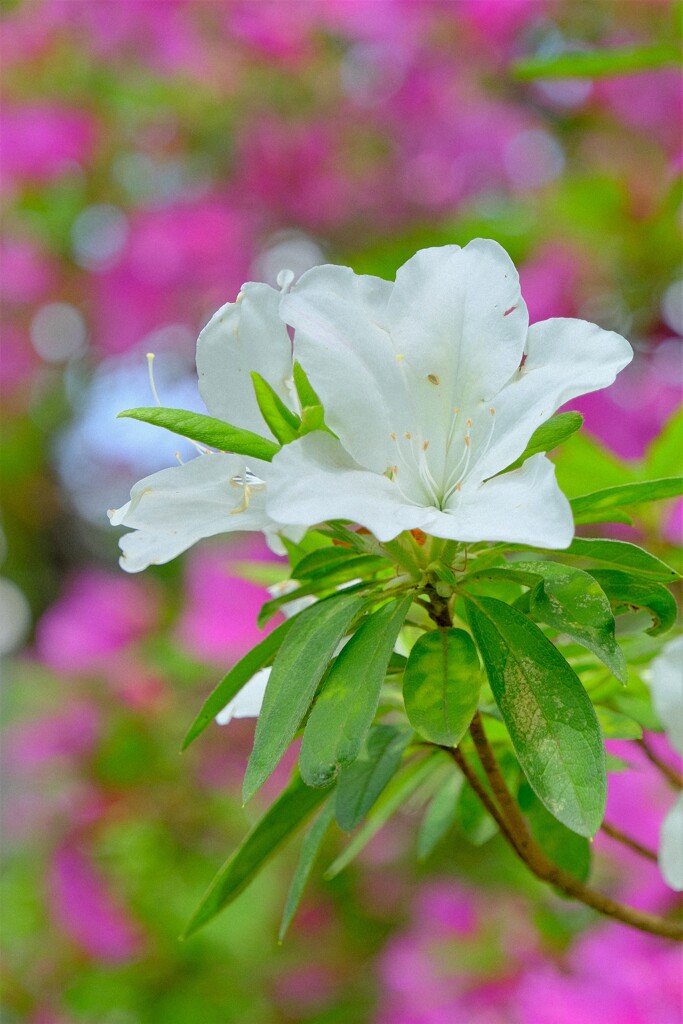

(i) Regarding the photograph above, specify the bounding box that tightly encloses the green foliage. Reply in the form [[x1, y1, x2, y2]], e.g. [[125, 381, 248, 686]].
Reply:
[[244, 593, 366, 802], [299, 597, 412, 787], [466, 596, 606, 837], [512, 44, 680, 80], [278, 801, 336, 941], [588, 570, 678, 637], [403, 628, 482, 746], [184, 772, 329, 936], [181, 616, 295, 750], [503, 412, 583, 473], [326, 755, 441, 878], [417, 773, 463, 860], [250, 372, 301, 444], [519, 786, 591, 883], [118, 407, 280, 462], [335, 724, 413, 832], [571, 478, 683, 525], [563, 537, 679, 582]]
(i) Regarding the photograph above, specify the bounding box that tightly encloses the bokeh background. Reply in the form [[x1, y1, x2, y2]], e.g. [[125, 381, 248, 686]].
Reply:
[[1, 2, 682, 1022]]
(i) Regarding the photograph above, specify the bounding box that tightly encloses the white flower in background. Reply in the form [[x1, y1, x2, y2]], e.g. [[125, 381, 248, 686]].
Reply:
[[268, 239, 632, 547], [649, 634, 683, 891], [216, 581, 317, 726], [215, 667, 271, 725], [108, 280, 301, 572]]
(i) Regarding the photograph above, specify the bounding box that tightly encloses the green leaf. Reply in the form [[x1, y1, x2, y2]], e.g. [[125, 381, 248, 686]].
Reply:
[[588, 569, 678, 637], [417, 773, 463, 860], [519, 785, 591, 882], [594, 706, 642, 740], [512, 44, 680, 81], [278, 800, 335, 942], [184, 772, 328, 937], [563, 538, 679, 582], [299, 597, 412, 788], [243, 594, 366, 802], [513, 561, 627, 684], [117, 407, 280, 462], [335, 724, 413, 832], [293, 361, 321, 409], [571, 478, 683, 523], [181, 616, 295, 751], [293, 546, 389, 580], [250, 373, 300, 445], [503, 412, 583, 473], [466, 596, 606, 837], [325, 755, 440, 878], [403, 628, 483, 746], [257, 560, 383, 627], [646, 407, 683, 479]]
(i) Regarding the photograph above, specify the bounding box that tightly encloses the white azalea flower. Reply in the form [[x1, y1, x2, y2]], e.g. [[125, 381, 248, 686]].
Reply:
[[109, 280, 302, 572], [649, 634, 683, 755], [660, 794, 683, 892], [648, 634, 683, 891], [215, 667, 271, 725], [267, 240, 632, 547], [108, 453, 283, 573]]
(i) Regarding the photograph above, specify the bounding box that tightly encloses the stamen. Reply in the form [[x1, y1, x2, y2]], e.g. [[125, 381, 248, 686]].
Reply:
[[147, 352, 161, 407], [276, 268, 295, 293], [405, 431, 411, 440], [427, 373, 440, 385], [175, 451, 184, 466]]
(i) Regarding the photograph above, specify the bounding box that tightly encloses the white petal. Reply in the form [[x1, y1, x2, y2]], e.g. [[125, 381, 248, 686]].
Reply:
[[196, 282, 294, 439], [387, 239, 528, 402], [109, 453, 278, 572], [473, 317, 633, 481], [426, 452, 574, 547], [649, 635, 683, 755], [267, 432, 427, 542], [280, 264, 400, 473], [659, 793, 683, 891], [216, 668, 270, 725]]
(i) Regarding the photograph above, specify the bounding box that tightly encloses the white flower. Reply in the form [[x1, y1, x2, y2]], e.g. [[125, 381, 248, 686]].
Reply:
[[109, 281, 301, 572], [267, 240, 632, 547], [649, 634, 683, 756], [215, 667, 271, 725], [648, 634, 683, 891]]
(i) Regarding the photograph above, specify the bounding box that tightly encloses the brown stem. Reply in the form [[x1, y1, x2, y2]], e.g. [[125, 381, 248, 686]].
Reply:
[[466, 712, 683, 941], [638, 737, 683, 790], [601, 822, 658, 863], [425, 592, 683, 940]]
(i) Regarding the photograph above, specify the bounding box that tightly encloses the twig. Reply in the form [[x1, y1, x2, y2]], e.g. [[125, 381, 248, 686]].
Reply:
[[638, 737, 683, 790], [601, 821, 658, 863]]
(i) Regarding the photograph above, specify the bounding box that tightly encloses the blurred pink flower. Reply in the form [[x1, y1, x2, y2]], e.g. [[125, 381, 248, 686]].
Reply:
[[520, 244, 580, 323], [599, 69, 683, 155], [48, 844, 142, 963], [35, 569, 158, 674], [93, 197, 255, 353], [0, 104, 95, 191], [1, 238, 56, 305], [175, 540, 281, 662], [569, 350, 682, 459], [0, 326, 38, 395], [457, 0, 551, 48], [6, 703, 100, 769]]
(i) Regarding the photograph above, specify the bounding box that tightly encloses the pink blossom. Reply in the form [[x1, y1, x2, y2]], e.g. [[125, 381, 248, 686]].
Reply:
[[48, 844, 142, 963], [35, 569, 158, 674], [0, 326, 38, 395], [1, 238, 56, 305], [598, 69, 683, 155], [457, 0, 551, 48], [175, 540, 281, 662], [0, 104, 95, 192], [93, 198, 255, 353], [5, 703, 100, 769], [520, 244, 581, 323]]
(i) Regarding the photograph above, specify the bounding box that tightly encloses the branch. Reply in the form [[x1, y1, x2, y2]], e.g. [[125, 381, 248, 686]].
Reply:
[[601, 821, 658, 863], [638, 737, 683, 790], [466, 712, 683, 942]]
